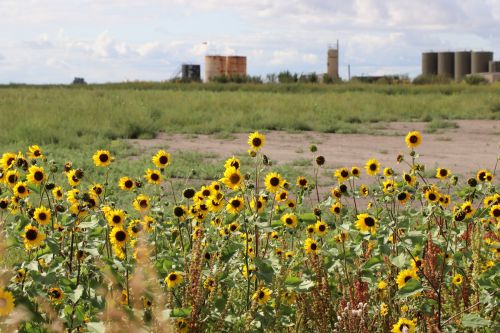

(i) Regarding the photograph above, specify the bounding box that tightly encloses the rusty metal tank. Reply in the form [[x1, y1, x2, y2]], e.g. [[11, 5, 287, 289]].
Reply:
[[437, 52, 454, 79], [471, 51, 493, 74], [454, 51, 471, 81], [489, 60, 500, 73], [204, 55, 226, 82], [421, 52, 438, 75], [327, 48, 339, 79], [225, 56, 247, 77]]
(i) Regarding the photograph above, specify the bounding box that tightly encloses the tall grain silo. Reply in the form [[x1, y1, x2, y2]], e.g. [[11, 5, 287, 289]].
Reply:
[[489, 61, 500, 73], [422, 52, 438, 75], [327, 48, 339, 79], [204, 55, 226, 82], [226, 56, 247, 77], [437, 52, 455, 79], [471, 51, 493, 74], [454, 51, 471, 81]]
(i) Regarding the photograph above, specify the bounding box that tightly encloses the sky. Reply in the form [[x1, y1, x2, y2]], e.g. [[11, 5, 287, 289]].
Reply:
[[0, 0, 499, 83]]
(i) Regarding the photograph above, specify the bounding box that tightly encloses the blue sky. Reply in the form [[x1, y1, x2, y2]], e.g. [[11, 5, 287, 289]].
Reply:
[[1, 0, 499, 83]]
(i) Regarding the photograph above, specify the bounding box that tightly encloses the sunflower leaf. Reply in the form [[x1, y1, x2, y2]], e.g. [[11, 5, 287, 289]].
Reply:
[[396, 279, 423, 298], [460, 313, 491, 328]]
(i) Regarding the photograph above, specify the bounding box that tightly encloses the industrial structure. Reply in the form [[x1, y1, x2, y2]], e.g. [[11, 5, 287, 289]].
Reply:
[[422, 50, 499, 82], [204, 55, 247, 82], [327, 42, 339, 80], [181, 64, 201, 81]]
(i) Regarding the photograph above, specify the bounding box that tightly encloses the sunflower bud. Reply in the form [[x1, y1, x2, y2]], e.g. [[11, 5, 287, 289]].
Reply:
[[75, 168, 84, 179], [467, 178, 477, 187], [183, 188, 195, 199], [409, 151, 416, 157], [45, 183, 55, 190], [316, 156, 325, 166], [310, 145, 318, 153], [313, 208, 322, 217]]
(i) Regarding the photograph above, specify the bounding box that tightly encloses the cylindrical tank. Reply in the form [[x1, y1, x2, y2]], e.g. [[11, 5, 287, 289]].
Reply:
[[489, 61, 500, 73], [422, 52, 438, 75], [437, 52, 454, 79], [204, 56, 226, 82], [181, 64, 201, 81], [454, 51, 471, 81], [226, 56, 247, 77], [471, 51, 493, 74], [327, 48, 339, 79]]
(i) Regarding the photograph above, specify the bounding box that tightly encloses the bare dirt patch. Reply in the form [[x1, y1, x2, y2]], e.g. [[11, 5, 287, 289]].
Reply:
[[127, 120, 499, 178]]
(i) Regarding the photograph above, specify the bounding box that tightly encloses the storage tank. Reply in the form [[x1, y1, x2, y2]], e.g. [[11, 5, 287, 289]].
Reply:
[[181, 64, 201, 81], [204, 56, 226, 82], [226, 56, 247, 77], [437, 52, 454, 79], [422, 52, 438, 75], [489, 60, 500, 73], [471, 51, 493, 74], [327, 48, 339, 79], [454, 51, 471, 81]]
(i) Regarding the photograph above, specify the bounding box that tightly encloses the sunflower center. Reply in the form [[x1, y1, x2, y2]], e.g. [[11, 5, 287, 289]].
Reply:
[[280, 193, 287, 200], [270, 177, 280, 186], [428, 193, 436, 201], [231, 161, 239, 169], [159, 156, 168, 164], [341, 170, 349, 177], [17, 185, 26, 193], [169, 274, 178, 281], [112, 215, 121, 224], [26, 229, 38, 240], [140, 200, 148, 208], [115, 231, 126, 242], [299, 179, 307, 186], [397, 193, 407, 201], [258, 291, 265, 299], [365, 217, 375, 227], [257, 201, 263, 209], [6, 157, 15, 166], [229, 173, 241, 184], [8, 175, 17, 183], [409, 135, 418, 143], [52, 290, 61, 298], [319, 225, 326, 231], [151, 173, 159, 181], [478, 172, 486, 180], [352, 169, 359, 175], [230, 224, 237, 231], [493, 208, 500, 217], [0, 201, 8, 209], [174, 206, 184, 217], [39, 212, 47, 220], [94, 187, 103, 195], [252, 138, 262, 147], [404, 276, 412, 283], [231, 200, 241, 208], [369, 163, 377, 171], [132, 224, 142, 233], [310, 243, 317, 250], [439, 169, 447, 177], [202, 189, 210, 197], [34, 171, 44, 181], [334, 207, 340, 213], [34, 150, 41, 156], [99, 154, 109, 162], [125, 180, 133, 188], [286, 218, 293, 225], [416, 260, 422, 267]]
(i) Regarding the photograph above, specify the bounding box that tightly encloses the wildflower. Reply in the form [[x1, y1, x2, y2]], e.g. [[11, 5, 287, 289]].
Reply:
[[403, 172, 416, 186], [133, 194, 150, 213], [176, 318, 189, 333], [391, 317, 416, 333], [397, 191, 410, 204], [384, 167, 394, 178], [380, 302, 389, 316], [152, 150, 171, 168], [304, 238, 319, 254], [33, 206, 51, 225], [275, 189, 288, 202], [4, 169, 19, 186], [411, 257, 424, 271], [220, 167, 242, 190], [142, 215, 155, 232], [383, 179, 397, 194], [242, 264, 256, 279], [334, 231, 348, 243], [252, 287, 271, 305], [120, 290, 128, 305], [306, 224, 315, 235], [315, 220, 328, 236], [334, 168, 350, 182], [351, 166, 361, 177], [405, 131, 422, 149], [128, 220, 143, 238], [355, 213, 377, 234], [92, 150, 112, 167], [396, 269, 419, 289], [23, 225, 45, 250], [359, 184, 369, 196], [28, 145, 43, 159], [15, 268, 26, 283], [224, 156, 241, 170], [281, 213, 298, 228], [439, 195, 451, 207], [110, 227, 128, 247], [0, 289, 15, 317], [1, 152, 16, 170], [365, 158, 380, 176], [165, 272, 183, 289], [377, 280, 387, 291], [13, 182, 30, 198], [285, 251, 294, 259], [452, 274, 463, 286], [48, 287, 64, 304], [228, 222, 240, 233], [296, 176, 308, 187], [490, 204, 500, 220], [461, 201, 475, 218], [145, 169, 162, 185], [436, 168, 450, 180], [476, 169, 488, 182], [227, 196, 244, 214], [248, 131, 265, 151], [107, 209, 126, 228], [204, 277, 216, 292], [424, 188, 440, 204], [330, 202, 342, 215], [119, 176, 135, 190], [27, 165, 46, 185], [265, 172, 283, 193], [67, 169, 81, 187]]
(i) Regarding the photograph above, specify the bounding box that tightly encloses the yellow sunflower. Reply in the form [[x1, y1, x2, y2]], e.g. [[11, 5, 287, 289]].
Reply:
[[228, 222, 240, 233], [405, 131, 422, 149], [304, 238, 319, 254], [176, 318, 189, 333], [48, 287, 64, 304], [476, 169, 488, 182], [204, 277, 216, 292], [410, 256, 424, 271], [133, 194, 150, 212], [144, 169, 162, 185], [365, 159, 380, 176], [13, 182, 30, 198], [281, 213, 298, 228], [355, 213, 378, 234], [92, 150, 112, 167], [391, 318, 416, 333], [52, 186, 64, 200], [296, 176, 308, 187], [264, 172, 283, 193], [439, 194, 451, 207], [224, 156, 241, 170], [0, 197, 9, 210], [384, 167, 394, 178], [452, 273, 463, 286], [330, 202, 342, 215], [275, 189, 288, 202], [334, 168, 350, 182], [0, 289, 15, 317], [436, 168, 450, 180], [66, 169, 81, 187], [403, 172, 416, 186], [26, 165, 46, 185], [226, 196, 244, 214], [396, 269, 419, 289], [23, 225, 45, 250], [424, 188, 440, 204], [106, 209, 126, 227], [315, 220, 328, 236], [165, 271, 183, 289], [33, 206, 51, 225], [152, 150, 171, 168], [1, 152, 17, 170], [110, 227, 128, 247], [248, 131, 265, 151], [490, 204, 500, 220], [383, 179, 397, 194], [252, 287, 271, 305], [351, 166, 361, 177], [397, 191, 410, 204], [250, 196, 267, 213], [220, 167, 242, 190], [28, 145, 43, 159], [119, 176, 135, 190], [359, 184, 369, 197], [89, 183, 104, 197], [4, 169, 19, 186]]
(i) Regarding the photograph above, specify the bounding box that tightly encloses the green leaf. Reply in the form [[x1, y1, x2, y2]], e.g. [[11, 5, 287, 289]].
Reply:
[[363, 257, 382, 269], [284, 276, 302, 287], [461, 313, 491, 328], [391, 253, 406, 268], [171, 307, 192, 317], [70, 285, 84, 303], [396, 279, 423, 298], [255, 258, 275, 284]]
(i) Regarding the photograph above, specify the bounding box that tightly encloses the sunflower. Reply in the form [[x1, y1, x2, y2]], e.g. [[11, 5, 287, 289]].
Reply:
[[281, 213, 298, 228], [461, 201, 475, 218], [176, 318, 189, 333], [52, 186, 64, 200], [315, 220, 328, 236], [0, 289, 15, 317], [411, 256, 424, 271], [484, 171, 493, 182], [296, 176, 308, 187], [28, 145, 43, 159], [334, 168, 350, 182], [424, 188, 440, 204], [365, 159, 380, 176], [304, 238, 319, 254], [119, 290, 128, 305], [224, 156, 241, 170], [165, 271, 183, 289], [380, 302, 389, 316], [1, 152, 16, 170], [227, 196, 244, 214], [127, 220, 143, 238], [89, 183, 104, 197], [229, 222, 240, 233], [22, 225, 45, 249], [92, 150, 112, 167], [145, 169, 162, 185], [334, 231, 348, 243], [355, 213, 377, 234], [133, 194, 150, 213], [383, 179, 397, 194], [436, 168, 450, 180], [397, 191, 410, 204], [242, 264, 256, 279], [476, 169, 488, 182], [378, 280, 387, 291], [107, 209, 126, 227], [207, 197, 223, 213], [275, 190, 288, 202], [359, 184, 369, 197], [141, 215, 155, 232], [220, 167, 242, 190], [119, 176, 135, 190], [391, 317, 416, 333], [204, 277, 216, 292], [439, 195, 451, 207], [403, 172, 416, 186], [330, 202, 342, 215], [306, 224, 315, 235], [66, 169, 81, 187], [405, 131, 422, 149], [265, 172, 283, 193], [13, 182, 30, 198], [248, 131, 265, 151], [110, 227, 128, 247], [384, 167, 394, 178], [33, 206, 51, 225], [286, 199, 296, 209], [252, 287, 271, 305], [452, 273, 463, 286], [396, 269, 419, 289], [49, 287, 64, 304], [27, 165, 46, 185], [0, 197, 9, 210], [490, 204, 500, 220], [351, 166, 361, 177], [152, 150, 171, 168], [15, 268, 26, 283]]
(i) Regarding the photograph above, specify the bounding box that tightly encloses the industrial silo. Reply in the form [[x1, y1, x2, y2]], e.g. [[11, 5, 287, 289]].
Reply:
[[454, 51, 471, 81], [471, 51, 493, 74], [437, 52, 455, 79], [489, 60, 500, 73], [422, 52, 438, 75], [327, 48, 339, 79], [226, 56, 247, 77], [181, 64, 201, 81], [204, 56, 226, 82]]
